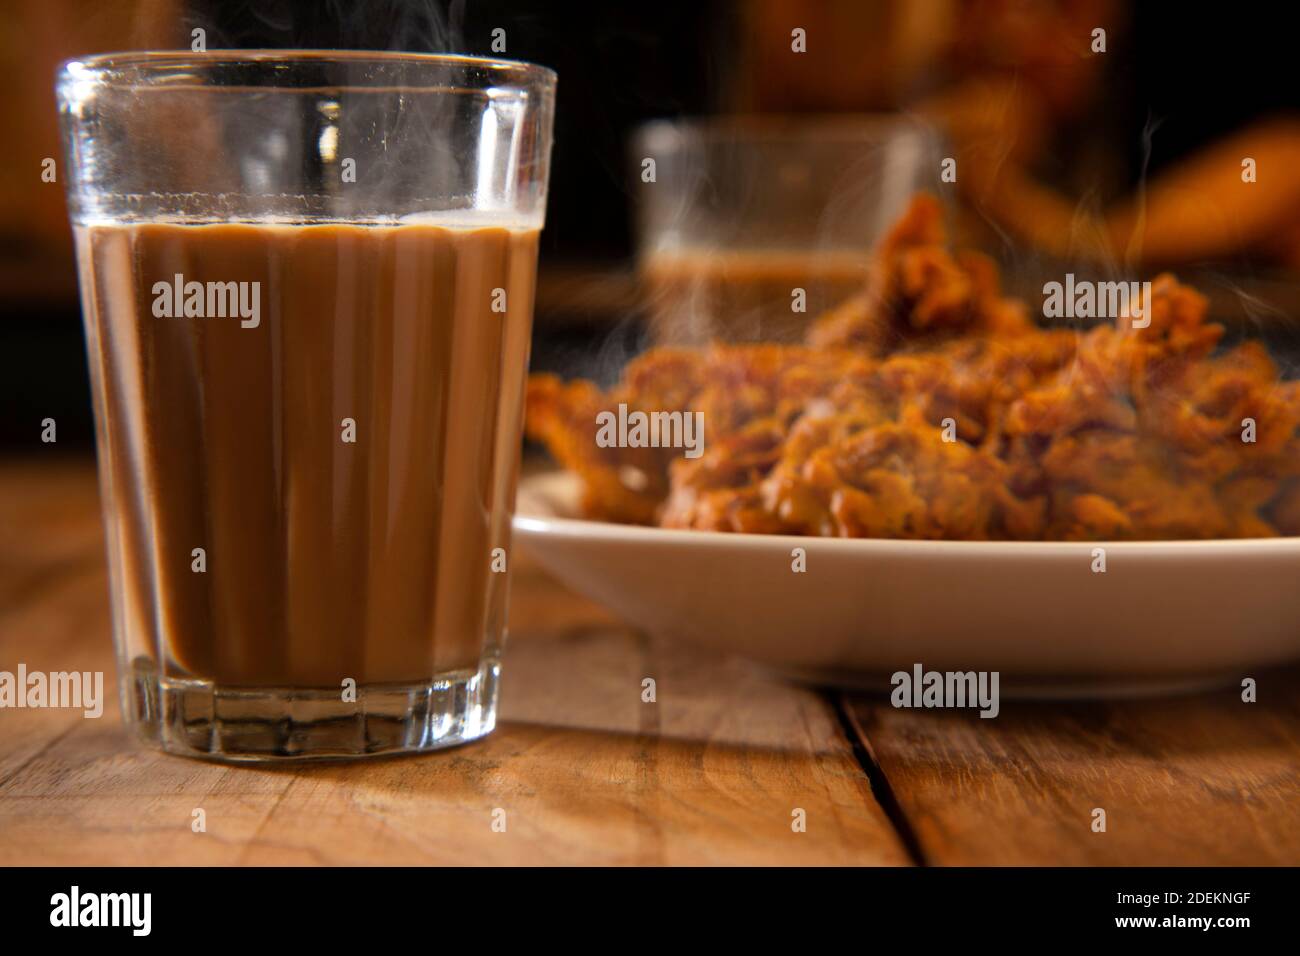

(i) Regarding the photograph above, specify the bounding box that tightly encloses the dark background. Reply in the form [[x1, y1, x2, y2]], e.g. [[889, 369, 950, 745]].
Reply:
[[3, 0, 1299, 451]]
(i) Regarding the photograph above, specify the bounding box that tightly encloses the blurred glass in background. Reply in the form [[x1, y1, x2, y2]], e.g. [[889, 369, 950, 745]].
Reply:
[[633, 116, 942, 343]]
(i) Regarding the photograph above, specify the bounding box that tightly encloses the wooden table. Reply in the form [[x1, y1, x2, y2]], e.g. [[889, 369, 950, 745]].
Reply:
[[1, 458, 1297, 866]]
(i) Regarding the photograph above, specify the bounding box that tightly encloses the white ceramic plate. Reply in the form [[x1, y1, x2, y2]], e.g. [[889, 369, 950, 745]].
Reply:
[[514, 472, 1300, 695]]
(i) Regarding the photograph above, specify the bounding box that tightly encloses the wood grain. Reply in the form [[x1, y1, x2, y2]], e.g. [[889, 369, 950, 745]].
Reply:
[[5, 457, 1300, 866], [843, 678, 1300, 866], [0, 458, 907, 865]]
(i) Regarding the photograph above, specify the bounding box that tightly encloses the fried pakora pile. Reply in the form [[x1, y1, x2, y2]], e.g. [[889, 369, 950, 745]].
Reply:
[[526, 195, 1300, 540]]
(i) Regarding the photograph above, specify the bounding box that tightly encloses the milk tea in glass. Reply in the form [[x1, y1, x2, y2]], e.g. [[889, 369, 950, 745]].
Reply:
[[57, 52, 555, 760]]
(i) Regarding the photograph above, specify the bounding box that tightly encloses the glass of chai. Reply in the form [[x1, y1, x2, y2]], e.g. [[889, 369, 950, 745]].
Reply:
[[57, 51, 556, 760], [631, 116, 942, 344]]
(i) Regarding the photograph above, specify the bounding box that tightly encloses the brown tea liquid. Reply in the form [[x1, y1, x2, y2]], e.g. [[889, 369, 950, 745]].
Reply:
[[75, 220, 538, 687], [639, 248, 869, 344]]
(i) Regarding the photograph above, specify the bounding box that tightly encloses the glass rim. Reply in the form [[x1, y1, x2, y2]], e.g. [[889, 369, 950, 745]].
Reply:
[[634, 112, 938, 144], [57, 49, 557, 89]]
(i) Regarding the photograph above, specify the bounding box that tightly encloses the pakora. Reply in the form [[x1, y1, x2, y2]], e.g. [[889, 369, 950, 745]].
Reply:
[[526, 195, 1300, 540]]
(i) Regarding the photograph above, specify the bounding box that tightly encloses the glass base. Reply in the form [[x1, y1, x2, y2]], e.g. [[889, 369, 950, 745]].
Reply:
[[126, 655, 500, 762]]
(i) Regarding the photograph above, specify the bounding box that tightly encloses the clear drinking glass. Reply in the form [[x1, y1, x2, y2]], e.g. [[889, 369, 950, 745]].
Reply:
[[57, 51, 556, 760], [632, 116, 942, 344]]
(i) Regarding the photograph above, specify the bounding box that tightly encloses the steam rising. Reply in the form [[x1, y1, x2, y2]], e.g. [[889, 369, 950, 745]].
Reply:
[[176, 0, 468, 54]]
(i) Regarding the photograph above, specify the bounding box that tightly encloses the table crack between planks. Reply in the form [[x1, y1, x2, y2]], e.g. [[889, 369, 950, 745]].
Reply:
[[833, 693, 929, 867]]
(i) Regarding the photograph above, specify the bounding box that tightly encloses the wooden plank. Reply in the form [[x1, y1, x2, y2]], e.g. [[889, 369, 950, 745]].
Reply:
[[0, 459, 112, 775], [843, 676, 1300, 866], [0, 458, 104, 612], [0, 459, 907, 866], [225, 620, 906, 866]]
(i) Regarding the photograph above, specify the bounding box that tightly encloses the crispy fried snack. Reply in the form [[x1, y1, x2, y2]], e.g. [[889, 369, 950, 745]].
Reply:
[[526, 195, 1300, 539]]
